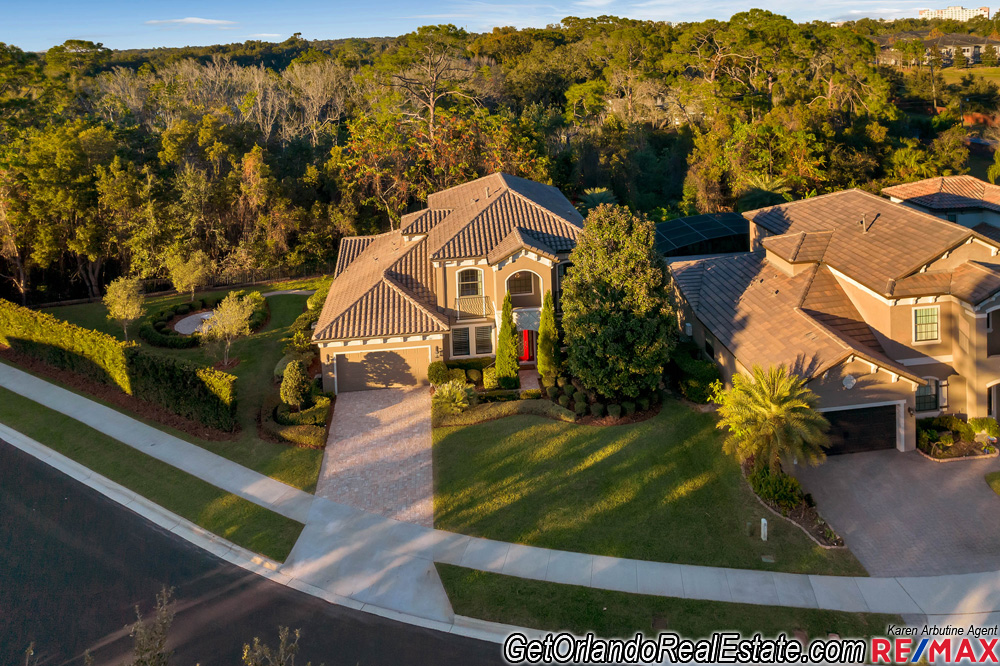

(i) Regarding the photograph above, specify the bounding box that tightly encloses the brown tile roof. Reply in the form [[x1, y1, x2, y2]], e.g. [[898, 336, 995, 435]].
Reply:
[[335, 236, 378, 278], [486, 227, 559, 264], [669, 253, 921, 382], [400, 208, 452, 235], [882, 175, 1000, 213], [314, 231, 448, 341], [746, 189, 972, 295], [761, 231, 833, 263], [951, 261, 1000, 304], [317, 173, 581, 342]]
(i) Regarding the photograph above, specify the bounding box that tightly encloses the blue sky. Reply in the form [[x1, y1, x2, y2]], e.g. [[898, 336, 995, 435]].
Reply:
[[2, 0, 937, 52]]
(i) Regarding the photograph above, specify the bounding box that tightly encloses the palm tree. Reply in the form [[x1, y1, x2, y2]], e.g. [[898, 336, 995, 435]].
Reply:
[[714, 365, 829, 472], [735, 173, 792, 212], [576, 187, 618, 214]]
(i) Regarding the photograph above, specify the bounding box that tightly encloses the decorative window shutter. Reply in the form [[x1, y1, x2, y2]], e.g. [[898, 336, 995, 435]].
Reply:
[[939, 380, 949, 409]]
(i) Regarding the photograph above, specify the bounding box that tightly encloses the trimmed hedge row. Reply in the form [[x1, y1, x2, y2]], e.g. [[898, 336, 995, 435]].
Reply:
[[0, 299, 238, 430], [139, 291, 267, 349]]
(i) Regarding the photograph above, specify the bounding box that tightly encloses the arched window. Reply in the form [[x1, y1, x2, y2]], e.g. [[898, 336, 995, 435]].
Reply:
[[506, 271, 535, 295], [458, 269, 483, 297]]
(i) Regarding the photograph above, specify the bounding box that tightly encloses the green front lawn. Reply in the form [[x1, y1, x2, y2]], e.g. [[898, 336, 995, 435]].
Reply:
[[17, 277, 328, 491], [434, 400, 865, 576], [438, 564, 897, 639], [0, 387, 303, 561]]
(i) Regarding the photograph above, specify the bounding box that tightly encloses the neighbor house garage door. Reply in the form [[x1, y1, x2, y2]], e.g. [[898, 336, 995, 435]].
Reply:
[[822, 405, 898, 455], [335, 347, 429, 392]]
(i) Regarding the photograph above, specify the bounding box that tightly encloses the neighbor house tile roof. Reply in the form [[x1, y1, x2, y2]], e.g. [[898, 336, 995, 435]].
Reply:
[[747, 189, 973, 295], [315, 173, 581, 342], [669, 253, 921, 383], [882, 175, 1000, 213]]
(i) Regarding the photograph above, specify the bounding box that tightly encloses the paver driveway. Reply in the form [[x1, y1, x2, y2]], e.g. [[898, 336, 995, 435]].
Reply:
[[317, 387, 433, 527], [794, 450, 1000, 577]]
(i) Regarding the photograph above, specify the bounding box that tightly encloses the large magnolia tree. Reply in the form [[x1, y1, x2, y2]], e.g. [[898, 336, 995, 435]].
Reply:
[[561, 204, 674, 400]]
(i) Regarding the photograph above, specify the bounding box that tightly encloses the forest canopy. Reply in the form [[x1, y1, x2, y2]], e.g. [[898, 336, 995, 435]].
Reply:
[[0, 13, 990, 302]]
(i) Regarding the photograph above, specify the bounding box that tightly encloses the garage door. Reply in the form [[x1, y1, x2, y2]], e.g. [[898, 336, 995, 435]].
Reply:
[[822, 405, 898, 455], [336, 348, 430, 392]]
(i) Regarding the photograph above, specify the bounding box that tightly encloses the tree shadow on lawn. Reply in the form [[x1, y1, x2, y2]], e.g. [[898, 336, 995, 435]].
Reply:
[[433, 401, 866, 576]]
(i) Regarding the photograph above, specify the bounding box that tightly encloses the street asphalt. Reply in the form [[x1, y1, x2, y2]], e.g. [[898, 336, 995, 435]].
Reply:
[[0, 440, 504, 665]]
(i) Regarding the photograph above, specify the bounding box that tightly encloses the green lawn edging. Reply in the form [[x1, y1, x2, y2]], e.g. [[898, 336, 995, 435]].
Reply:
[[437, 564, 898, 639], [0, 387, 303, 562]]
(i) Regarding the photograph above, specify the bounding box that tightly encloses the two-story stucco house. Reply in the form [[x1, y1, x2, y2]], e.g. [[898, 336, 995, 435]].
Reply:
[[671, 189, 1000, 454], [312, 173, 583, 394], [883, 175, 1000, 233]]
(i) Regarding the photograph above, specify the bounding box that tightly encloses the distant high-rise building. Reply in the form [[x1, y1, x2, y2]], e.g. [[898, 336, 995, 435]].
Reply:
[[918, 5, 991, 20]]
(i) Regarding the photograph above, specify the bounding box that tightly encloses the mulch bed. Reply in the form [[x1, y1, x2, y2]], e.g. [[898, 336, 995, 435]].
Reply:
[[213, 358, 242, 371], [0, 348, 238, 442], [740, 459, 844, 548], [919, 438, 997, 461], [574, 401, 662, 426]]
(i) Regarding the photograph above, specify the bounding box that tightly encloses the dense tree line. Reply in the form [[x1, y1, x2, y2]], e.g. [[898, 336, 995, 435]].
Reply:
[[0, 12, 990, 303]]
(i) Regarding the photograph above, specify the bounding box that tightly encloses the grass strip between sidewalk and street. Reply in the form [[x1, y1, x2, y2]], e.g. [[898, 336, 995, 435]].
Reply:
[[0, 386, 303, 562], [436, 564, 900, 640]]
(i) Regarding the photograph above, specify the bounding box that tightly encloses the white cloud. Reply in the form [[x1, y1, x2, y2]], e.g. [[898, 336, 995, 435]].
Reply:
[[249, 33, 282, 38], [145, 17, 237, 26], [575, 0, 617, 6]]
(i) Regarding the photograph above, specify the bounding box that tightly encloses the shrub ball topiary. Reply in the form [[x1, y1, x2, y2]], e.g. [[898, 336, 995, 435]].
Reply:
[[623, 401, 636, 415], [546, 385, 561, 400], [573, 391, 587, 405], [427, 361, 450, 386], [607, 404, 622, 419], [483, 367, 499, 390], [467, 368, 482, 383], [590, 402, 605, 417], [280, 360, 312, 410], [557, 376, 569, 388], [563, 383, 576, 397], [558, 394, 571, 408], [638, 397, 650, 411], [175, 304, 191, 315], [448, 368, 467, 383], [574, 401, 588, 416]]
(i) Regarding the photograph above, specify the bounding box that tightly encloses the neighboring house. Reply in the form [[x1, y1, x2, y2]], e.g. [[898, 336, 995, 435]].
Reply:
[[312, 173, 583, 393], [671, 189, 1000, 454], [883, 175, 1000, 234], [874, 31, 1000, 66]]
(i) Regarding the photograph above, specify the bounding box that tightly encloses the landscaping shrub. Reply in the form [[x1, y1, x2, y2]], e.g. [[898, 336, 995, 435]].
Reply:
[[623, 401, 636, 415], [520, 389, 542, 399], [274, 351, 314, 380], [427, 361, 450, 386], [0, 299, 237, 430], [573, 391, 587, 406], [971, 417, 1000, 438], [448, 368, 468, 383], [480, 389, 521, 403], [288, 308, 320, 334], [280, 361, 312, 410], [917, 429, 932, 452], [434, 399, 575, 427], [432, 379, 477, 419], [590, 402, 605, 417], [261, 398, 325, 449], [282, 329, 313, 355], [541, 375, 556, 389], [467, 368, 482, 383], [546, 385, 560, 400], [446, 357, 493, 371], [607, 404, 622, 419], [556, 376, 570, 388], [563, 383, 576, 397], [153, 321, 167, 332], [574, 401, 588, 416], [175, 304, 191, 315], [939, 432, 955, 447], [638, 397, 650, 411], [306, 278, 332, 311], [558, 394, 571, 408], [275, 394, 331, 426], [930, 415, 975, 442], [483, 367, 499, 390], [747, 465, 804, 513], [672, 342, 720, 404], [138, 322, 201, 349]]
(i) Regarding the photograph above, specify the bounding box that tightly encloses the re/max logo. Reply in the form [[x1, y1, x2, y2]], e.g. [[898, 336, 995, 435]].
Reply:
[[873, 637, 1000, 663]]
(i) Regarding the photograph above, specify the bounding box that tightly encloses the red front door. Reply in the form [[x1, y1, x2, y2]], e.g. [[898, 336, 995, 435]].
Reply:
[[519, 329, 534, 362]]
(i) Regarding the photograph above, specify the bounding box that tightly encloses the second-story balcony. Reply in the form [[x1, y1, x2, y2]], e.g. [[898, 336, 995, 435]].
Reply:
[[455, 295, 493, 320]]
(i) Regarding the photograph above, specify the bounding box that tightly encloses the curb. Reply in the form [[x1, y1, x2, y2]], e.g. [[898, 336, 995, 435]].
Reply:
[[0, 424, 528, 646]]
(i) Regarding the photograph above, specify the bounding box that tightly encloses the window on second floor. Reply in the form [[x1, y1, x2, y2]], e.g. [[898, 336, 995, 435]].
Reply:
[[914, 306, 940, 343], [458, 269, 483, 297], [507, 272, 534, 295]]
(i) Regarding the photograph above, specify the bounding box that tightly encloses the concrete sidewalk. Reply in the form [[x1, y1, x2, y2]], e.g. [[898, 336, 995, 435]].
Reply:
[[7, 359, 1000, 625], [0, 362, 314, 523]]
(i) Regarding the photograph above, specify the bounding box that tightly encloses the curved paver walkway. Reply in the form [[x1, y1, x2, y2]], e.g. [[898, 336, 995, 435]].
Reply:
[[5, 359, 1000, 625], [172, 289, 317, 336]]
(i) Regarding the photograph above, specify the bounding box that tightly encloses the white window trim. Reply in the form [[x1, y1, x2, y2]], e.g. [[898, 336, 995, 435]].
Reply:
[[456, 267, 485, 298], [450, 324, 495, 358], [913, 305, 941, 345], [506, 269, 538, 296]]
